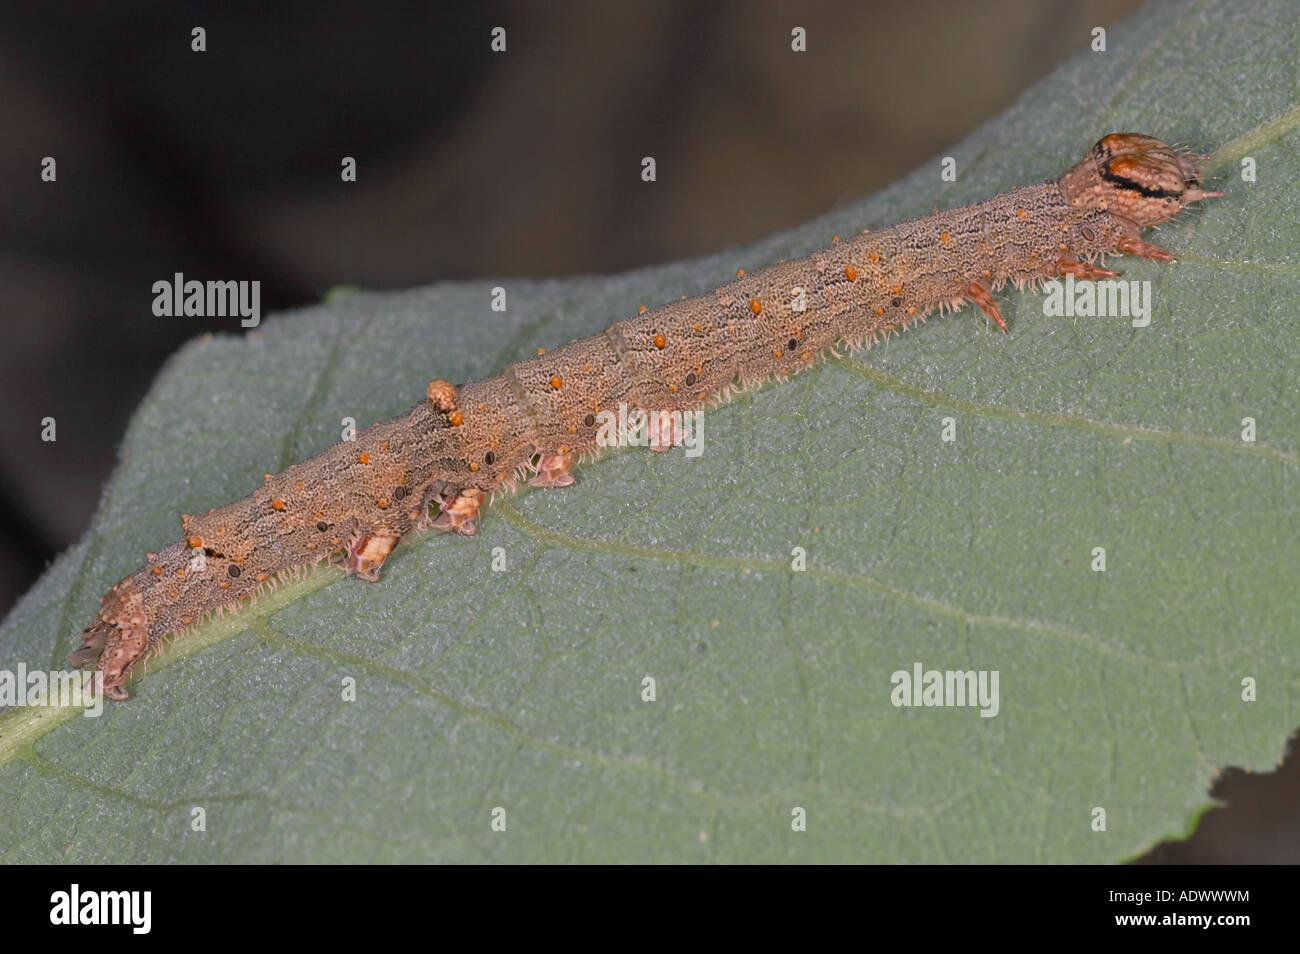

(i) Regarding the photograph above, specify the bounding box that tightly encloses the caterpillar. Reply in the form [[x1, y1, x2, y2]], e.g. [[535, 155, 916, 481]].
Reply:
[[69, 133, 1219, 700]]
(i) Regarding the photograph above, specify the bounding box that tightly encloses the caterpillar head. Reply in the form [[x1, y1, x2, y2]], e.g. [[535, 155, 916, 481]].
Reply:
[[1059, 133, 1220, 227]]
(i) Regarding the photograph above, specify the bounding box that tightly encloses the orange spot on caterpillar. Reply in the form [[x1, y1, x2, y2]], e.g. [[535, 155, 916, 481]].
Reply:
[[693, 322, 702, 332], [653, 333, 666, 349], [187, 536, 203, 549], [844, 265, 857, 282], [263, 473, 273, 482], [536, 348, 546, 355], [449, 411, 464, 426], [869, 252, 879, 263], [940, 231, 950, 244], [831, 235, 841, 242], [377, 497, 388, 508], [567, 424, 577, 434], [638, 305, 647, 313], [151, 566, 162, 577], [584, 364, 592, 372], [874, 306, 884, 316], [748, 299, 762, 314], [296, 481, 304, 491], [907, 306, 917, 316], [255, 572, 269, 583], [357, 453, 370, 465], [551, 375, 563, 390], [382, 442, 389, 451], [470, 460, 480, 472], [271, 498, 285, 511], [669, 384, 678, 393], [175, 568, 185, 578], [1017, 208, 1026, 218], [736, 268, 745, 277]]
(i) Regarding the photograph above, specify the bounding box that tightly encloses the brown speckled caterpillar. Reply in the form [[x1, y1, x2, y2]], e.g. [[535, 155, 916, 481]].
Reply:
[[70, 134, 1219, 699]]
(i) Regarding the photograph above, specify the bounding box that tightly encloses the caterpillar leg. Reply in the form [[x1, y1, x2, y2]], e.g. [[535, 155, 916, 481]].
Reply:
[[429, 487, 485, 536], [93, 622, 146, 701], [648, 410, 679, 453], [414, 481, 480, 536], [964, 279, 1006, 333], [529, 452, 575, 487], [67, 620, 108, 669], [1056, 259, 1117, 280], [68, 586, 151, 701], [1118, 236, 1175, 262], [344, 526, 405, 581]]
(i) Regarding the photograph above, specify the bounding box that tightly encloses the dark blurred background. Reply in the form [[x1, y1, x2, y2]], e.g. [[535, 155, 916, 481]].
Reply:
[[1, 0, 1293, 862]]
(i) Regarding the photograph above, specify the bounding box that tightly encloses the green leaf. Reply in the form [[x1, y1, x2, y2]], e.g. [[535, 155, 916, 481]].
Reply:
[[2, 0, 1297, 863]]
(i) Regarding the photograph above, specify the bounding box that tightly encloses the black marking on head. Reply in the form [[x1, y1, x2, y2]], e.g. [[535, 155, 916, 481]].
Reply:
[[1100, 167, 1181, 200]]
